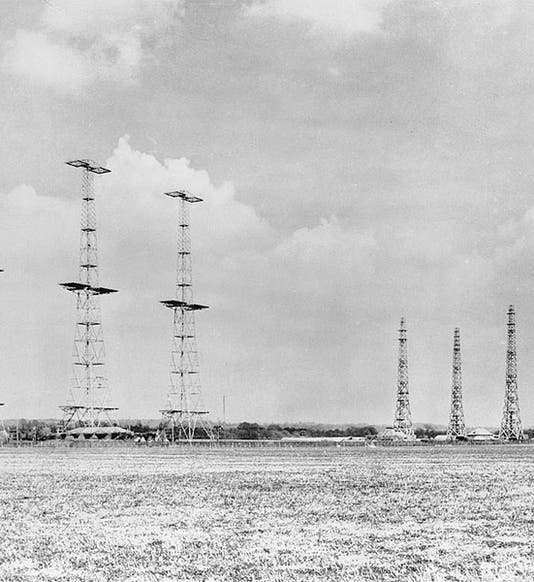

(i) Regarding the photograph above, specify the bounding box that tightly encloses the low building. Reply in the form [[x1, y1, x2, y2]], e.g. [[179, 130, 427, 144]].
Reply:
[[64, 426, 133, 440], [466, 427, 498, 442]]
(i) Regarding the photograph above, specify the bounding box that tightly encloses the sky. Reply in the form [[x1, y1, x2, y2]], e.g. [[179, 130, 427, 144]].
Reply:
[[1, 0, 534, 427]]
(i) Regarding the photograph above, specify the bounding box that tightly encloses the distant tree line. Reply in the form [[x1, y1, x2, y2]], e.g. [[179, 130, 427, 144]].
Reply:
[[4, 419, 56, 441], [5, 419, 534, 442], [221, 423, 378, 440], [4, 419, 379, 441], [83, 421, 379, 440], [414, 424, 443, 440]]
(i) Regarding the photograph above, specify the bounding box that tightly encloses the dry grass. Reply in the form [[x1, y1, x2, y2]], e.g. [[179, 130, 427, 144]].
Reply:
[[0, 445, 533, 581]]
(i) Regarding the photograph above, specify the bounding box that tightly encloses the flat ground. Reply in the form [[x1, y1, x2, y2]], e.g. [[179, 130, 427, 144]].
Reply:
[[0, 445, 533, 582]]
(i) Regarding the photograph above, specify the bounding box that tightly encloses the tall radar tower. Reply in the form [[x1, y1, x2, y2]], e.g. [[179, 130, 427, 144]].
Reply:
[[159, 190, 213, 442], [59, 160, 118, 429], [447, 327, 466, 439], [499, 305, 524, 441], [393, 317, 415, 438]]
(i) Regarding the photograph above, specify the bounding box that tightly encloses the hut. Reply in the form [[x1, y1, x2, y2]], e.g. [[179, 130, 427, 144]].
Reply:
[[65, 426, 133, 440], [466, 427, 498, 442]]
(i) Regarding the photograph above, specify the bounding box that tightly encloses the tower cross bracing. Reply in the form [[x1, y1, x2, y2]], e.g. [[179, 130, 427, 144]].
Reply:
[[160, 190, 213, 442], [59, 160, 118, 430], [447, 327, 466, 439], [499, 305, 524, 441], [0, 403, 6, 442], [0, 272, 5, 440], [393, 317, 415, 438]]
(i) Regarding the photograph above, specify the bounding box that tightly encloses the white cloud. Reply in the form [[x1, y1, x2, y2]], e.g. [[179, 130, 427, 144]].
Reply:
[[274, 217, 376, 301], [0, 183, 75, 263], [2, 0, 182, 94], [245, 0, 388, 37], [2, 30, 91, 94], [101, 136, 275, 262]]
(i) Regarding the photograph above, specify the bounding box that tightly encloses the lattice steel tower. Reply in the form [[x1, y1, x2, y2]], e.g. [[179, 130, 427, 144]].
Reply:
[[499, 305, 524, 441], [0, 272, 3, 436], [160, 190, 213, 442], [0, 272, 3, 437], [0, 403, 5, 440], [59, 160, 118, 429], [393, 317, 415, 438], [447, 328, 466, 439]]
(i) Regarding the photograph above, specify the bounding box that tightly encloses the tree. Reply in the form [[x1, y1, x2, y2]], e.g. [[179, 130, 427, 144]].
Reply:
[[236, 422, 263, 439]]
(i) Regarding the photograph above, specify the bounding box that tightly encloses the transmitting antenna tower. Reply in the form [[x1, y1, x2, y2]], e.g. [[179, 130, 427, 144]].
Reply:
[[447, 328, 466, 439], [499, 305, 524, 441], [393, 317, 415, 438], [159, 190, 213, 442], [59, 160, 118, 429]]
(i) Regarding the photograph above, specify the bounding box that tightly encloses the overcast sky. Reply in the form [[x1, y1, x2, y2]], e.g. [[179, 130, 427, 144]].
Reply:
[[1, 0, 534, 426]]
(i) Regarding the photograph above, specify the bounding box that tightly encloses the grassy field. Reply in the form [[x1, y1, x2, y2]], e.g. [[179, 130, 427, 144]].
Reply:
[[0, 445, 533, 581]]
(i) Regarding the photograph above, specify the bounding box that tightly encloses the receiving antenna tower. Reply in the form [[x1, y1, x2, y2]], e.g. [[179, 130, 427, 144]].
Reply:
[[499, 305, 524, 441], [59, 160, 118, 429], [159, 190, 213, 442], [393, 317, 415, 438], [447, 328, 466, 439]]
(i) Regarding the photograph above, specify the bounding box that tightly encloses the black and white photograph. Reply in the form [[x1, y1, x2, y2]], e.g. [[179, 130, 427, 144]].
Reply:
[[0, 1, 533, 580]]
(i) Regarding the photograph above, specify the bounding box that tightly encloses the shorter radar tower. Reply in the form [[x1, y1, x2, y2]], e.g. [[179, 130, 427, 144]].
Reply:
[[499, 305, 524, 441], [159, 190, 213, 442], [447, 328, 466, 439], [59, 160, 118, 430], [393, 317, 415, 439]]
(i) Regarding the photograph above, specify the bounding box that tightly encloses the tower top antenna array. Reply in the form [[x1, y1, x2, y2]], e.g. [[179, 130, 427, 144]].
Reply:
[[159, 189, 213, 442], [59, 159, 117, 430]]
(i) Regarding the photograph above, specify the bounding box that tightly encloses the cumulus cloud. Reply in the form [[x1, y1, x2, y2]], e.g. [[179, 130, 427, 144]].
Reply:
[[2, 0, 182, 94], [244, 0, 388, 37], [2, 30, 91, 94], [496, 207, 534, 262]]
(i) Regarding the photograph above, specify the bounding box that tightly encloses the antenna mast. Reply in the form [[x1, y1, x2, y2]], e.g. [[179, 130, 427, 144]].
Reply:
[[499, 305, 524, 441], [447, 328, 466, 439], [393, 317, 415, 438], [59, 160, 118, 429], [159, 190, 213, 442]]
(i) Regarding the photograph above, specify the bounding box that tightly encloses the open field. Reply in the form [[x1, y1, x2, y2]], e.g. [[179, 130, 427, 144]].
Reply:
[[0, 446, 533, 581]]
